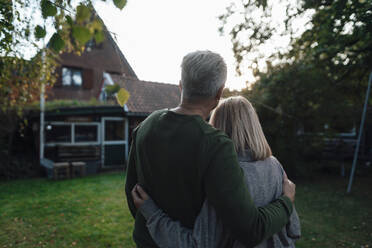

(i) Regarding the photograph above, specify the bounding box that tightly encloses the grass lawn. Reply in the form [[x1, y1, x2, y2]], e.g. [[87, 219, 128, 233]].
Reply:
[[0, 171, 371, 248], [0, 172, 135, 248]]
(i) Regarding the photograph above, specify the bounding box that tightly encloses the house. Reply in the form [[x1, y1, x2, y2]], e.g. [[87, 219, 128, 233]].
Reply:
[[49, 26, 137, 101], [38, 20, 180, 175]]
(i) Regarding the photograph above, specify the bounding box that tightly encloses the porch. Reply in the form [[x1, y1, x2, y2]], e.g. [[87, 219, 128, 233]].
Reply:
[[38, 105, 145, 177]]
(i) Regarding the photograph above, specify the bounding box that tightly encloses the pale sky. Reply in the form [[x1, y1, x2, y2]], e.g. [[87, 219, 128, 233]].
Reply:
[[94, 0, 253, 90], [20, 0, 310, 90]]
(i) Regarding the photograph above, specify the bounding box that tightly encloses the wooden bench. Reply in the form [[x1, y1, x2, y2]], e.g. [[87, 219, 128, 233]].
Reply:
[[56, 145, 100, 163], [322, 138, 356, 160], [53, 162, 70, 180], [57, 145, 100, 177], [40, 159, 70, 180], [70, 161, 86, 178], [42, 146, 100, 179], [321, 137, 371, 176]]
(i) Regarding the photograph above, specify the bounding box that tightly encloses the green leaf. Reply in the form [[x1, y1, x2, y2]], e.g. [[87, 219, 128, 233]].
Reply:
[[25, 28, 30, 38], [94, 30, 105, 43], [105, 84, 121, 95], [72, 26, 92, 45], [41, 0, 57, 18], [76, 4, 91, 22], [35, 25, 46, 39], [91, 19, 103, 31], [115, 88, 130, 106], [113, 0, 127, 10], [49, 33, 65, 52], [66, 15, 73, 26]]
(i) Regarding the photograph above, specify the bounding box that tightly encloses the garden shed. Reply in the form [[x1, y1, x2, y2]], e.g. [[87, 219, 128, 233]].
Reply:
[[38, 76, 180, 176]]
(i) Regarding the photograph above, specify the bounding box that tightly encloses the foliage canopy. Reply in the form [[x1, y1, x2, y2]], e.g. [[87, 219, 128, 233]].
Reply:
[[220, 0, 372, 83], [0, 0, 126, 113], [0, 0, 126, 177], [220, 0, 372, 169]]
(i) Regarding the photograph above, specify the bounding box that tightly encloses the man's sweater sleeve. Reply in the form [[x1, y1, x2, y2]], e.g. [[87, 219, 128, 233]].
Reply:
[[125, 138, 139, 219], [203, 135, 293, 248]]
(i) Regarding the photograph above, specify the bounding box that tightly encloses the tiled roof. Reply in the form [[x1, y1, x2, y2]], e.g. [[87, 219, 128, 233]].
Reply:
[[110, 75, 181, 114]]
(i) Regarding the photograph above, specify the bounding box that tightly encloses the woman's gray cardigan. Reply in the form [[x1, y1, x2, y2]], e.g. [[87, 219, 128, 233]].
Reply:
[[139, 154, 301, 248]]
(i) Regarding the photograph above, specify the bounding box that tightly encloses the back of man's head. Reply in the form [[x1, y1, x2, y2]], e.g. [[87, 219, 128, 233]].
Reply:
[[181, 51, 227, 101]]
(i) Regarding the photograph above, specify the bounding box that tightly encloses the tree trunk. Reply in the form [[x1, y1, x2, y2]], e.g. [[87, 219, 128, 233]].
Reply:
[[6, 125, 16, 179], [0, 111, 18, 179]]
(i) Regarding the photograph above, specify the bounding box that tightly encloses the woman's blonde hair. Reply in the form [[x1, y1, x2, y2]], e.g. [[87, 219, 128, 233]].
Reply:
[[209, 96, 272, 160]]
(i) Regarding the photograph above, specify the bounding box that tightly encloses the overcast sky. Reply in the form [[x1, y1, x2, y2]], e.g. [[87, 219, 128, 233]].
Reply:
[[94, 0, 253, 90]]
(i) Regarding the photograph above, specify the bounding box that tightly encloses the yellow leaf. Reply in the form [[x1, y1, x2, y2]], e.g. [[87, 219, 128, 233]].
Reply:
[[116, 88, 130, 107]]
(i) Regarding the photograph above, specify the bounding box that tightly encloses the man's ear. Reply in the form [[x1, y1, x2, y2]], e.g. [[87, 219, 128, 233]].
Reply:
[[216, 85, 225, 100]]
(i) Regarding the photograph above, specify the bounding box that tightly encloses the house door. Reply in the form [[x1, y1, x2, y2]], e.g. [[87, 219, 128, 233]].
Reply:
[[101, 117, 128, 168]]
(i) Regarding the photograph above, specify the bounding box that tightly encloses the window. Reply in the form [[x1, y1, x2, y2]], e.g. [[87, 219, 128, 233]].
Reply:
[[62, 67, 83, 86], [75, 125, 98, 142], [45, 124, 71, 143], [86, 39, 103, 51], [86, 39, 95, 51], [105, 120, 125, 141], [45, 122, 100, 145]]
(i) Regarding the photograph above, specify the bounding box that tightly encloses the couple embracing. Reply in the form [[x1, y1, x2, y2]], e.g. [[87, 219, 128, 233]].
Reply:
[[125, 51, 300, 248]]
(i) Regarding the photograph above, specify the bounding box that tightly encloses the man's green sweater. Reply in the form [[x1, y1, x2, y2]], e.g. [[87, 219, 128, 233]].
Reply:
[[125, 109, 293, 248]]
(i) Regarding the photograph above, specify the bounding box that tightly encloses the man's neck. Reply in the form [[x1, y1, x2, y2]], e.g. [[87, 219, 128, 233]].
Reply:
[[171, 101, 214, 120]]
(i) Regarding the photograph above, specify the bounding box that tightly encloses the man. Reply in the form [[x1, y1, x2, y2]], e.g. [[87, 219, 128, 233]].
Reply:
[[125, 51, 295, 248]]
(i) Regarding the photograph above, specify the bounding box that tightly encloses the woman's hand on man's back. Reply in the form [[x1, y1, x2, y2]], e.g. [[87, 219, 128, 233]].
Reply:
[[282, 171, 296, 203], [131, 184, 150, 209]]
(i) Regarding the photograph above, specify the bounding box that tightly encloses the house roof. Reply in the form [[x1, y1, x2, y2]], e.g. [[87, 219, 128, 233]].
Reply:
[[99, 15, 137, 78], [48, 13, 138, 101], [110, 75, 180, 114], [55, 17, 137, 79]]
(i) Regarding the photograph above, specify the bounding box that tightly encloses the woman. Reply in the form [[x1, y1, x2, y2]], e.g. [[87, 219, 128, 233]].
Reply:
[[131, 96, 301, 248]]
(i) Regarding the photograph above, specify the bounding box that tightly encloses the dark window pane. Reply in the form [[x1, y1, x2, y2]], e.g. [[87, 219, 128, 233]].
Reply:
[[75, 125, 98, 142], [45, 125, 71, 143], [86, 39, 95, 50], [105, 120, 125, 141], [62, 67, 82, 87], [72, 69, 82, 86], [62, 68, 71, 86], [104, 144, 125, 166]]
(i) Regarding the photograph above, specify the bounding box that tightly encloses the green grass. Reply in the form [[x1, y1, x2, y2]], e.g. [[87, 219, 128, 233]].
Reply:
[[295, 174, 372, 248], [0, 172, 371, 247], [0, 172, 135, 248]]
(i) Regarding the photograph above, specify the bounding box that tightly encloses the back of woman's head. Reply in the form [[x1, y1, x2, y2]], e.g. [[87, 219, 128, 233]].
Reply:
[[209, 96, 272, 161]]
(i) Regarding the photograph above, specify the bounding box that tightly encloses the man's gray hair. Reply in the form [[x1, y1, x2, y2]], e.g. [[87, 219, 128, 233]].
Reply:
[[181, 51, 227, 100]]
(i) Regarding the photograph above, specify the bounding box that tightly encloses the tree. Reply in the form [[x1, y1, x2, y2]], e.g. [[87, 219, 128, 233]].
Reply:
[[1, 0, 127, 112], [220, 0, 372, 87], [219, 0, 372, 175], [220, 0, 372, 129], [245, 61, 357, 174], [0, 0, 127, 179]]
